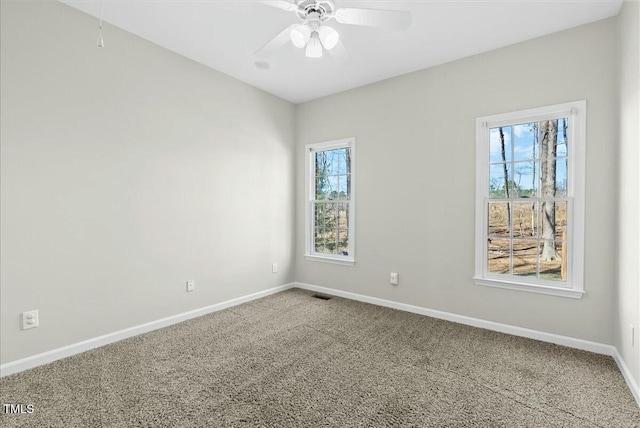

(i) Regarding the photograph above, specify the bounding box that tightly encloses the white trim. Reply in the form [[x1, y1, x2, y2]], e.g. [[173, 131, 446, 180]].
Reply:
[[570, 103, 586, 293], [612, 348, 640, 407], [474, 100, 586, 297], [0, 283, 295, 378], [304, 137, 356, 264], [474, 277, 585, 299], [475, 116, 488, 280], [483, 109, 574, 129], [303, 254, 355, 266]]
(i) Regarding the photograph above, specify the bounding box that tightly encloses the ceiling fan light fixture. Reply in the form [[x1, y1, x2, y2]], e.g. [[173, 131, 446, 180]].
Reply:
[[317, 25, 339, 50], [305, 33, 323, 58], [290, 24, 311, 49]]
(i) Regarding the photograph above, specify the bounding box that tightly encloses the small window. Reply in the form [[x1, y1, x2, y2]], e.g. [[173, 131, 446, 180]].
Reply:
[[305, 138, 355, 265], [475, 101, 585, 298]]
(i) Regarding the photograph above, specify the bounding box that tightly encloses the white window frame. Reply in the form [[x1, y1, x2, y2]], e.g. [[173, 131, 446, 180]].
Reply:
[[304, 138, 356, 266], [474, 101, 586, 299]]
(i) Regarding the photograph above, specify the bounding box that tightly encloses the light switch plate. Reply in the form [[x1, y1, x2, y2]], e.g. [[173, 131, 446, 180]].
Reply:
[[22, 310, 39, 330]]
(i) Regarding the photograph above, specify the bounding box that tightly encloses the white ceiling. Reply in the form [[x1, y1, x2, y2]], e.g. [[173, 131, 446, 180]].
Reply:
[[61, 0, 623, 104]]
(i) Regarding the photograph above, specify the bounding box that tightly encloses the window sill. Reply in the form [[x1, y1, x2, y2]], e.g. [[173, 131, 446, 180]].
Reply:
[[474, 277, 584, 299], [304, 254, 355, 266]]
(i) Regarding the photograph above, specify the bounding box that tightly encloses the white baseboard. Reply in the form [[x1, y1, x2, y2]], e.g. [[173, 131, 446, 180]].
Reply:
[[294, 282, 640, 407], [612, 348, 640, 406], [294, 282, 612, 353], [0, 283, 295, 378]]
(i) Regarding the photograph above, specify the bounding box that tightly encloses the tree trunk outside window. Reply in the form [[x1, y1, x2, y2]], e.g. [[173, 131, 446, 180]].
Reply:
[[540, 120, 559, 261]]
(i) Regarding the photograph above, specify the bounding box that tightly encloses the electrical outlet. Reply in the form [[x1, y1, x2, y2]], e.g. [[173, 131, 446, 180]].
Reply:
[[631, 325, 635, 347], [272, 263, 278, 273], [390, 272, 399, 286], [186, 280, 195, 292], [22, 310, 39, 330]]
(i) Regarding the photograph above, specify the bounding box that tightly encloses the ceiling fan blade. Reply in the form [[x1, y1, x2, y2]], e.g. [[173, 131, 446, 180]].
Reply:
[[328, 40, 350, 65], [255, 24, 296, 59], [260, 1, 298, 12], [333, 8, 411, 30]]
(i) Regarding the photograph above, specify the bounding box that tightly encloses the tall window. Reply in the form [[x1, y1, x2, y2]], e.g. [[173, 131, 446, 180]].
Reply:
[[475, 101, 585, 298], [305, 138, 355, 265]]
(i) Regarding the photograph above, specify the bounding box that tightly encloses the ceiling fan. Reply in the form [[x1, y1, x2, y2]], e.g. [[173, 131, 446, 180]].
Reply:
[[255, 0, 412, 60]]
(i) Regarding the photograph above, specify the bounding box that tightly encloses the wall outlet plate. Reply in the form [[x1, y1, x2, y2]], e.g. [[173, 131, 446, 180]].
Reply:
[[186, 280, 195, 292], [22, 310, 39, 330], [390, 272, 399, 285], [272, 263, 278, 273]]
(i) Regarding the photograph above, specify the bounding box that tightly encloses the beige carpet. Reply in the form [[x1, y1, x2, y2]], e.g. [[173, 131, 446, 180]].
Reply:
[[1, 288, 638, 427]]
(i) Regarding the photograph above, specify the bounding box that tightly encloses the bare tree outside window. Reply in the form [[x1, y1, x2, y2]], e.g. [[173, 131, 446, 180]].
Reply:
[[540, 120, 559, 261]]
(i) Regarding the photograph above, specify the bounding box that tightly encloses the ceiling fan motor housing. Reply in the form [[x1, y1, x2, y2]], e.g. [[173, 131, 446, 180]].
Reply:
[[295, 0, 335, 22]]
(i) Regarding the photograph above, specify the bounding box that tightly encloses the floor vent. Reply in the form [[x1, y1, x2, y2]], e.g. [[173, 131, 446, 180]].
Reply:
[[312, 294, 332, 301]]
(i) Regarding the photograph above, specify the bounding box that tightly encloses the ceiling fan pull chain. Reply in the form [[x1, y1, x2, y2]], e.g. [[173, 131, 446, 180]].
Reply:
[[97, 0, 104, 47]]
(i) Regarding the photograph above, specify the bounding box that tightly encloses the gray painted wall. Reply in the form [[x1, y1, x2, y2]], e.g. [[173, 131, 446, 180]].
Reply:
[[0, 1, 296, 364], [616, 0, 640, 385], [295, 18, 619, 345]]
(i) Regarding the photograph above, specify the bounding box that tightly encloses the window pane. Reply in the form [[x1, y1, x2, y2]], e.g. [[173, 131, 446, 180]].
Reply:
[[336, 148, 351, 174], [539, 242, 564, 282], [555, 158, 568, 197], [325, 227, 337, 254], [337, 174, 350, 199], [489, 127, 512, 163], [314, 226, 326, 253], [315, 152, 330, 178], [315, 148, 353, 202], [538, 200, 567, 279], [314, 209, 322, 232], [316, 150, 338, 177], [489, 163, 512, 198], [325, 203, 337, 230], [513, 123, 536, 161], [540, 200, 556, 249], [513, 240, 537, 277], [539, 200, 568, 241], [539, 157, 556, 197], [338, 229, 349, 256], [337, 203, 349, 230], [558, 239, 568, 282], [554, 201, 567, 239], [556, 117, 569, 157], [488, 239, 510, 274], [337, 201, 349, 255], [314, 203, 327, 229], [539, 119, 563, 198], [513, 202, 538, 238], [488, 202, 510, 238], [325, 175, 339, 200], [315, 176, 329, 200], [512, 162, 537, 197], [314, 202, 339, 255]]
